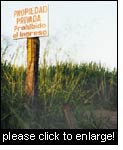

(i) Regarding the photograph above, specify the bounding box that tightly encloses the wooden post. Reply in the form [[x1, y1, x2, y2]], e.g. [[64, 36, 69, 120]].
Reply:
[[63, 103, 78, 129], [26, 37, 40, 108]]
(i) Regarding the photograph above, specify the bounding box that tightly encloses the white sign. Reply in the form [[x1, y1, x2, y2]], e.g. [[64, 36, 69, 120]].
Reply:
[[13, 5, 48, 39]]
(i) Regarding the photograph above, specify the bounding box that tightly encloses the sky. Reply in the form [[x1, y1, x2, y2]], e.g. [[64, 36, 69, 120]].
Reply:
[[1, 1, 117, 69]]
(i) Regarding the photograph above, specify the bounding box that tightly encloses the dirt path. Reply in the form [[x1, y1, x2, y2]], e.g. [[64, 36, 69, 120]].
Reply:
[[63, 104, 117, 129], [94, 109, 117, 129]]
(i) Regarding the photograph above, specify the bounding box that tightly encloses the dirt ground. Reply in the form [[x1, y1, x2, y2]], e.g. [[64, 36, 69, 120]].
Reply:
[[94, 109, 117, 129]]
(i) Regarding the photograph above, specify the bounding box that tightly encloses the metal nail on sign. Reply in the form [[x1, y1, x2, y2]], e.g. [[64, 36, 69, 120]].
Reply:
[[13, 5, 49, 39]]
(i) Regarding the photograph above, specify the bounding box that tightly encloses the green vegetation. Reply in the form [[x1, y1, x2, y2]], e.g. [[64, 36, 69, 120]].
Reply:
[[1, 59, 117, 129]]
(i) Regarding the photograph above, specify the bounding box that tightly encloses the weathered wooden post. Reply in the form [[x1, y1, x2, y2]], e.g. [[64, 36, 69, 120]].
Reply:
[[13, 5, 49, 110], [26, 37, 40, 108], [63, 103, 78, 129]]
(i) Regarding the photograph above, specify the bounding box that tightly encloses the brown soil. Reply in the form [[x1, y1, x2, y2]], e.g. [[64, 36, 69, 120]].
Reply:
[[63, 103, 117, 129], [94, 109, 117, 129]]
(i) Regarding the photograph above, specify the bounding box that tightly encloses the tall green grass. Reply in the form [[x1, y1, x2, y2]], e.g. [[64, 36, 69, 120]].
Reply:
[[1, 58, 117, 129]]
